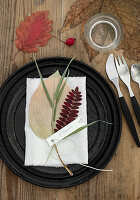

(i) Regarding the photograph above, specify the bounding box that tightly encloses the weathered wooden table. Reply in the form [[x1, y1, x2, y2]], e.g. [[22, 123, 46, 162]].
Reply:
[[0, 0, 140, 199]]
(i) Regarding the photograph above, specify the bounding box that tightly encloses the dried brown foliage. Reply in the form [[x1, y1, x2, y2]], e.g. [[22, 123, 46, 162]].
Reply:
[[62, 0, 140, 61]]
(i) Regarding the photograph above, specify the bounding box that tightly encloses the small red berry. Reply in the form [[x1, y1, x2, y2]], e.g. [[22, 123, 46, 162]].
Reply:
[[65, 38, 75, 46]]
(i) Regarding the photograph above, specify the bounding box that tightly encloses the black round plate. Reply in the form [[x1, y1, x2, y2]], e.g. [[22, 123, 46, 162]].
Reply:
[[0, 57, 121, 188]]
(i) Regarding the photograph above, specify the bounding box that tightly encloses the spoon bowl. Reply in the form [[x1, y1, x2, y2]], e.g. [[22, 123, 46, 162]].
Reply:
[[131, 64, 140, 89]]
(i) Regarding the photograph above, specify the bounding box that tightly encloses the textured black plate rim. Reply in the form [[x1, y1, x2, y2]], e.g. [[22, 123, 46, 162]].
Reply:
[[0, 57, 122, 188]]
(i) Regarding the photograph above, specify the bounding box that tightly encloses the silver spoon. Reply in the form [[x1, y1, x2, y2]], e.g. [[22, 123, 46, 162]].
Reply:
[[131, 64, 140, 89]]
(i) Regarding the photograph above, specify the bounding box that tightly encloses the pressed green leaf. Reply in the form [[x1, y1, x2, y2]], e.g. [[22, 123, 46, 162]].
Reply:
[[33, 54, 53, 108], [53, 56, 76, 100], [65, 120, 113, 138], [53, 70, 70, 122], [46, 145, 53, 163]]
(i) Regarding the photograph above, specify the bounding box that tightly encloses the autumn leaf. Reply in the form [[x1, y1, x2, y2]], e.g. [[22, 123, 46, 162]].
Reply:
[[29, 71, 70, 139], [63, 0, 140, 61], [62, 0, 103, 32], [54, 87, 82, 132], [13, 11, 52, 58], [100, 0, 140, 61]]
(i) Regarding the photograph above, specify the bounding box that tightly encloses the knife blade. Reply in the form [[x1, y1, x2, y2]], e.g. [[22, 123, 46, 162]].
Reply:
[[106, 54, 119, 80], [106, 54, 140, 147]]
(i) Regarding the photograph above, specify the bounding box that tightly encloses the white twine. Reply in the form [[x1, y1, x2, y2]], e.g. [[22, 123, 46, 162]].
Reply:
[[46, 140, 113, 171], [79, 163, 113, 172]]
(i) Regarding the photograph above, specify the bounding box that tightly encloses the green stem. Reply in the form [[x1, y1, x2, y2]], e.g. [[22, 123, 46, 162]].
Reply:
[[33, 54, 54, 108], [65, 120, 113, 138], [52, 99, 55, 133], [53, 69, 69, 122], [46, 146, 53, 164]]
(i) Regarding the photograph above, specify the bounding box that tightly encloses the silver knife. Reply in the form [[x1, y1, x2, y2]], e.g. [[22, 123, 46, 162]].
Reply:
[[106, 54, 140, 147]]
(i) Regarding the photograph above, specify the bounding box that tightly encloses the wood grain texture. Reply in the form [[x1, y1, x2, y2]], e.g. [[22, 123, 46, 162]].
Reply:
[[0, 0, 140, 200]]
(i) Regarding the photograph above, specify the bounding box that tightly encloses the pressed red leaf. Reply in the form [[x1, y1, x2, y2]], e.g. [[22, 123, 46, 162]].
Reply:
[[69, 113, 78, 118], [65, 98, 73, 104], [62, 109, 69, 115], [66, 117, 75, 122], [71, 89, 76, 94], [73, 102, 81, 106], [75, 87, 79, 92], [75, 98, 82, 101], [59, 117, 66, 122], [65, 121, 71, 125], [55, 87, 82, 132], [56, 124, 62, 130], [69, 92, 75, 97], [60, 113, 67, 118], [71, 106, 79, 109], [56, 120, 65, 126], [62, 105, 70, 110], [65, 119, 75, 124], [67, 95, 74, 100], [15, 11, 53, 54], [77, 92, 81, 95], [70, 110, 79, 114], [64, 102, 71, 107]]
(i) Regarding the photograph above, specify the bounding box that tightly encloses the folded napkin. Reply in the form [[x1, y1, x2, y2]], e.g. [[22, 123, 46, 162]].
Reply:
[[24, 76, 88, 166]]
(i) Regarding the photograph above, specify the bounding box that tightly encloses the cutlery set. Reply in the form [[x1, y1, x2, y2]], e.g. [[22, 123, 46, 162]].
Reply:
[[106, 54, 140, 147]]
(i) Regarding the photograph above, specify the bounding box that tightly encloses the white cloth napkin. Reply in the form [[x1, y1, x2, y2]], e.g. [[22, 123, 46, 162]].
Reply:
[[24, 76, 88, 166]]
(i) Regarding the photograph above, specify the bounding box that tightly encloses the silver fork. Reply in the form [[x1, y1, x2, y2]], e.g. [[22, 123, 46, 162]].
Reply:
[[115, 55, 140, 126]]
